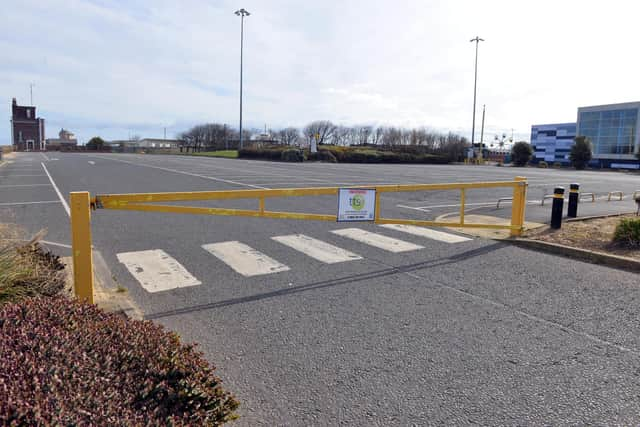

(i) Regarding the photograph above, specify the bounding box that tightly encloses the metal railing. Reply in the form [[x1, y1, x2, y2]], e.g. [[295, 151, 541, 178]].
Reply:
[[607, 191, 623, 201], [69, 177, 528, 302]]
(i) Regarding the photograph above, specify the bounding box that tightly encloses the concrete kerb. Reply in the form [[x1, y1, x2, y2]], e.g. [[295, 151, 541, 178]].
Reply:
[[437, 211, 640, 273], [62, 250, 144, 319], [506, 239, 640, 273], [507, 212, 639, 273]]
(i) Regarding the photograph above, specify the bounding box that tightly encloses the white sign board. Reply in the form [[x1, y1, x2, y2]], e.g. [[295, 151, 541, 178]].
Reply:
[[337, 188, 376, 222]]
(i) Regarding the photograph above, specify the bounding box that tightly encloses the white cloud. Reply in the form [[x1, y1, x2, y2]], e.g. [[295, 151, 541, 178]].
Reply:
[[2, 0, 640, 144]]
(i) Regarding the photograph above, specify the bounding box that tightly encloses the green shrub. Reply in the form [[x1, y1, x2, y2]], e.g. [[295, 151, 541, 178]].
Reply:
[[511, 142, 533, 166], [538, 161, 548, 168], [315, 150, 337, 162], [613, 218, 640, 247], [0, 296, 239, 425], [238, 147, 283, 160], [281, 149, 304, 162], [553, 162, 562, 168]]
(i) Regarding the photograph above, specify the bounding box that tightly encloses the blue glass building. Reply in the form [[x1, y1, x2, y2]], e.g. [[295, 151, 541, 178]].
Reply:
[[577, 102, 640, 168], [531, 102, 640, 169], [530, 123, 576, 164]]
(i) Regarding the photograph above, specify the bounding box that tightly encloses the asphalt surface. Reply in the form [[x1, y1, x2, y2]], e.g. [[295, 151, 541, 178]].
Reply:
[[2, 152, 640, 425]]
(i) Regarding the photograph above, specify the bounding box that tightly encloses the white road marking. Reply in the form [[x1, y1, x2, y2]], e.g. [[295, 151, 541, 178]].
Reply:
[[41, 162, 70, 216], [40, 152, 50, 161], [88, 161, 95, 165], [380, 224, 471, 243], [0, 174, 46, 177], [397, 200, 544, 210], [0, 200, 61, 206], [0, 184, 51, 188], [202, 241, 290, 276], [41, 240, 72, 249], [272, 234, 362, 264], [116, 249, 201, 293], [90, 155, 269, 189], [331, 228, 424, 253]]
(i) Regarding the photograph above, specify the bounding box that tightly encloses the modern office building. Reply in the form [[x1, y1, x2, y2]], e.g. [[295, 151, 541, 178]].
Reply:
[[577, 102, 640, 168], [530, 123, 576, 165], [531, 101, 640, 169]]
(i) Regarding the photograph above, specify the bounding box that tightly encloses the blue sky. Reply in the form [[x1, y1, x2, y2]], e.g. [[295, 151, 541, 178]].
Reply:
[[3, 0, 640, 145]]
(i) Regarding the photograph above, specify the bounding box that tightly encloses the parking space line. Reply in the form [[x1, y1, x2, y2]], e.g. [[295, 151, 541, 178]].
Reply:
[[89, 155, 269, 189], [0, 184, 52, 188], [202, 241, 290, 276], [380, 224, 471, 243], [41, 162, 70, 216], [331, 228, 424, 253], [0, 200, 61, 206], [272, 234, 363, 264]]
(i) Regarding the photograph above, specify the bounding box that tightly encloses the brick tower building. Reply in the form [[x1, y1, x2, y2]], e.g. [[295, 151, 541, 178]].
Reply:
[[11, 98, 46, 151]]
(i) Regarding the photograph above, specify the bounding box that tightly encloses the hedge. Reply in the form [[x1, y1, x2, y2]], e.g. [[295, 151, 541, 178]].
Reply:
[[0, 296, 239, 425], [238, 146, 449, 164]]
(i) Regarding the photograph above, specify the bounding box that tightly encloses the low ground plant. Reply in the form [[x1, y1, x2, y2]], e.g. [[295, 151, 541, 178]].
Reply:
[[613, 217, 640, 247], [0, 227, 67, 305], [0, 296, 239, 425]]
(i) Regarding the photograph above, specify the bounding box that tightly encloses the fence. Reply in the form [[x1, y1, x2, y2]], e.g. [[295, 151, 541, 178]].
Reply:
[[69, 177, 528, 303]]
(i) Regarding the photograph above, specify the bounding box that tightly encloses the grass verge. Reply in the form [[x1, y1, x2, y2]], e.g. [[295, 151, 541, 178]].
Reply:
[[184, 150, 238, 159]]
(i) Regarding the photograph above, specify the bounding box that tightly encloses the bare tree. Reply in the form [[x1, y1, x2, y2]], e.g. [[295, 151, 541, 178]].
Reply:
[[371, 127, 384, 145], [278, 127, 300, 146], [304, 120, 337, 145]]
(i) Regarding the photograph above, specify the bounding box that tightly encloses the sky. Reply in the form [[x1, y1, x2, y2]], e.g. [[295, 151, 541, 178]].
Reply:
[[2, 0, 640, 145]]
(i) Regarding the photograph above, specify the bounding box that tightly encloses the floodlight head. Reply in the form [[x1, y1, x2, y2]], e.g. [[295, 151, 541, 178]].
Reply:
[[235, 8, 250, 16]]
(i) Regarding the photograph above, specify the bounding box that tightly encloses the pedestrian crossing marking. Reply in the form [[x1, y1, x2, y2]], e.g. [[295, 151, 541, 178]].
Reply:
[[116, 249, 201, 293], [379, 224, 471, 243], [202, 241, 290, 277], [272, 234, 362, 264], [331, 228, 424, 253]]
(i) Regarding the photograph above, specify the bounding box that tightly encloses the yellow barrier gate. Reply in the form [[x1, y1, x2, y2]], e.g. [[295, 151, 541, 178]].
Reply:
[[69, 177, 527, 303]]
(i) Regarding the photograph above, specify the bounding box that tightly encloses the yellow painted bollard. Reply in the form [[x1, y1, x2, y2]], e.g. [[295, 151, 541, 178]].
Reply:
[[70, 192, 94, 304], [510, 176, 527, 237]]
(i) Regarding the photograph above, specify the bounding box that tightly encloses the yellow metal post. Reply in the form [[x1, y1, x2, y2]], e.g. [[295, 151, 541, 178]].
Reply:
[[510, 176, 527, 237], [459, 189, 465, 225], [70, 192, 94, 304], [259, 195, 265, 214], [374, 191, 381, 222]]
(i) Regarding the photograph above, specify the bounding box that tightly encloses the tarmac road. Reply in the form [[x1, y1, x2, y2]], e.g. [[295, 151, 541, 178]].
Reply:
[[2, 151, 640, 425]]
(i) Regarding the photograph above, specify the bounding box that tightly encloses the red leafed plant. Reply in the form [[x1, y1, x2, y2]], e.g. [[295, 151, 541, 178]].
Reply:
[[0, 296, 239, 426]]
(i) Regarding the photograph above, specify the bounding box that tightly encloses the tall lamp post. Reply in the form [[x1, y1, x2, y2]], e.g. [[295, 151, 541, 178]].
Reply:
[[235, 8, 250, 150], [470, 36, 484, 148]]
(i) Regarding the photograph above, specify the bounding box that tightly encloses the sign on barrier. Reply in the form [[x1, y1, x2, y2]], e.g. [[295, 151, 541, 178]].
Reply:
[[337, 188, 376, 222]]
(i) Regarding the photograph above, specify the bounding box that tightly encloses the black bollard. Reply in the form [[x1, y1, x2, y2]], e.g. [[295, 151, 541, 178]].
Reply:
[[567, 183, 579, 218], [551, 187, 565, 229]]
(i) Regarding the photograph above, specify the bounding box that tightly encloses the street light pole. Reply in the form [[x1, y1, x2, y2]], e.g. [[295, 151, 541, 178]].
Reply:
[[470, 36, 484, 147], [235, 8, 250, 150]]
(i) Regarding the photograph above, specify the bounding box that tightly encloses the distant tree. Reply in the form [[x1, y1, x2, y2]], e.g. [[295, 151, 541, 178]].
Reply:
[[86, 137, 105, 151], [303, 121, 336, 145], [569, 136, 592, 170], [277, 127, 300, 146], [511, 141, 532, 166]]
